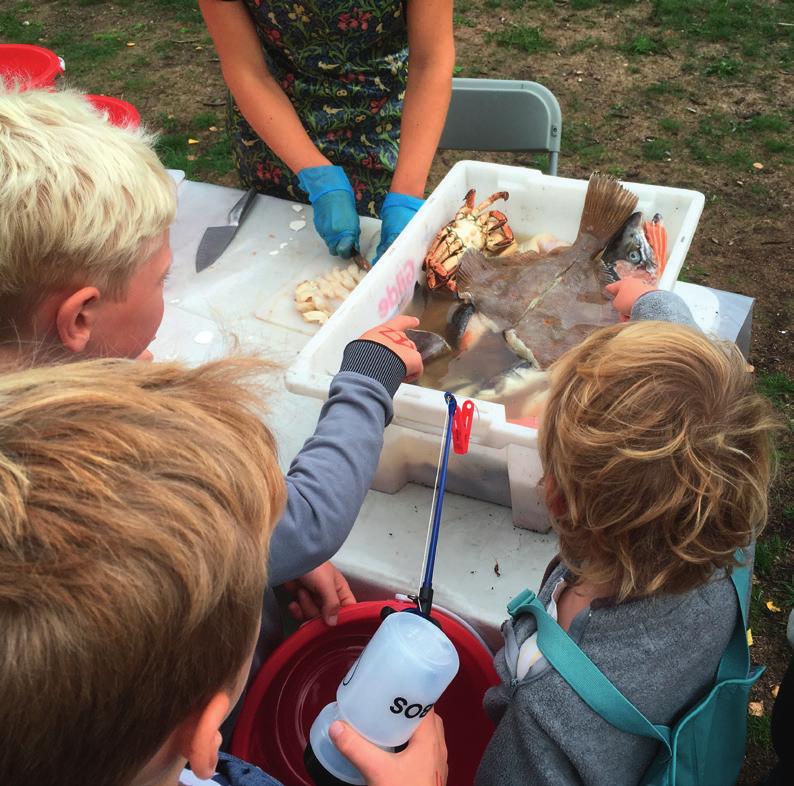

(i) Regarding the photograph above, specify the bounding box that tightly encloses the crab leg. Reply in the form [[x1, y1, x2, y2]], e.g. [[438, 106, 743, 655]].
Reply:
[[472, 191, 509, 215], [479, 210, 509, 231]]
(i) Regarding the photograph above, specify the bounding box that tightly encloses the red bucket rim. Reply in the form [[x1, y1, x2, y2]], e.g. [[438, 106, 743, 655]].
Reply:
[[85, 94, 141, 128], [0, 44, 63, 90], [231, 600, 498, 786]]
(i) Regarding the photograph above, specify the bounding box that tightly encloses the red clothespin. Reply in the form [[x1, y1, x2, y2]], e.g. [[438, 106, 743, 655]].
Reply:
[[452, 399, 475, 455]]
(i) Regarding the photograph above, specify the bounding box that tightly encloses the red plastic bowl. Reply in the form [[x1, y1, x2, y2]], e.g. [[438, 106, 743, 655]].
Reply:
[[86, 94, 141, 128], [0, 44, 63, 89], [231, 600, 499, 786]]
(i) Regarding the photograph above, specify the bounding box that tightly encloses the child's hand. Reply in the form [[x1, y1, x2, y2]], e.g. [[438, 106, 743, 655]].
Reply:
[[329, 710, 448, 786], [605, 278, 657, 321], [358, 316, 423, 382], [282, 561, 356, 626]]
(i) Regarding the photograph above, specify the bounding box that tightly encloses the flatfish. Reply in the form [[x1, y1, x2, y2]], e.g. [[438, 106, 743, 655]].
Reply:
[[456, 173, 638, 369]]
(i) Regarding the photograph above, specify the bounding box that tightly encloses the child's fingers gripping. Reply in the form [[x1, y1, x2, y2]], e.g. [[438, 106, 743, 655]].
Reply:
[[358, 317, 423, 381], [286, 587, 322, 623], [605, 278, 656, 318], [334, 566, 357, 608], [379, 315, 420, 333]]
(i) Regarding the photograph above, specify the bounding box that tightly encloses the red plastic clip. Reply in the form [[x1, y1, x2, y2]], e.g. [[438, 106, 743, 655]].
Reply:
[[452, 399, 475, 455]]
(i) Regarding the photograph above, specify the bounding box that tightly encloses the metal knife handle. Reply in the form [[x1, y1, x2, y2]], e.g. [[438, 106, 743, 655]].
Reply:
[[227, 187, 258, 227]]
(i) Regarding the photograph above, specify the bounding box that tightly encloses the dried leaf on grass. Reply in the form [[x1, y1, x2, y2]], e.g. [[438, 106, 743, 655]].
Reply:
[[748, 701, 764, 717]]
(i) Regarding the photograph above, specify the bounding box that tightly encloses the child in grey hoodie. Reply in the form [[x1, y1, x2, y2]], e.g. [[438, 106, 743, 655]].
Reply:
[[476, 291, 778, 786]]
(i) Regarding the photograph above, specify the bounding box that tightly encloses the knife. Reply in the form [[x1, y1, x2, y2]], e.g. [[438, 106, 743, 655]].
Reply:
[[195, 187, 258, 272], [350, 247, 372, 272]]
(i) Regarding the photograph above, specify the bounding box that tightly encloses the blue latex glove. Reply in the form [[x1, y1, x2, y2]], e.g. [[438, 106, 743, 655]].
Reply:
[[297, 165, 360, 258], [373, 192, 425, 265]]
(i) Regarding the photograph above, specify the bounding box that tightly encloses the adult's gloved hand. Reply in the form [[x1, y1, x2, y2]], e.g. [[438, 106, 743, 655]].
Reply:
[[297, 165, 360, 258], [373, 192, 425, 265]]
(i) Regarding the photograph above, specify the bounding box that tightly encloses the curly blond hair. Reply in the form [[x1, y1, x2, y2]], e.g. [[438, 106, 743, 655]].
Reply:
[[0, 86, 175, 335], [0, 357, 285, 786], [540, 321, 778, 601]]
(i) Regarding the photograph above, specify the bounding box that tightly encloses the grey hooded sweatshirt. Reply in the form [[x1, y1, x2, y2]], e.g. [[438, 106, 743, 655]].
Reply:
[[476, 290, 741, 786]]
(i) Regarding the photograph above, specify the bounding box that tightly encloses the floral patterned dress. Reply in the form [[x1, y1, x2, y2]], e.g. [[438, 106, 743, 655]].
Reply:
[[226, 1, 408, 217]]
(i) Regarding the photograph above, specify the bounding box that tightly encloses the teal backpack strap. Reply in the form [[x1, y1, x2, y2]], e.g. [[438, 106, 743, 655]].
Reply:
[[507, 589, 672, 751], [717, 554, 754, 683], [507, 588, 537, 618]]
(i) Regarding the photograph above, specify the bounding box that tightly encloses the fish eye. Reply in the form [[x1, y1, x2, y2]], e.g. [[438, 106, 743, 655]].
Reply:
[[628, 250, 641, 262]]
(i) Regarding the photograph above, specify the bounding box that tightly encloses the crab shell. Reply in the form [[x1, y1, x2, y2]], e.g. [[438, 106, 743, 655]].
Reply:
[[423, 189, 515, 292]]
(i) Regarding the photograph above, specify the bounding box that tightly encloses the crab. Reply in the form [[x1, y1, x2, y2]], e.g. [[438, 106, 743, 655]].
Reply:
[[423, 189, 515, 292]]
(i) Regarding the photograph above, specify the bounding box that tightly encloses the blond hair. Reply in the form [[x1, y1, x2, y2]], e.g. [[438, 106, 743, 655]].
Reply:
[[0, 358, 285, 786], [540, 321, 778, 601], [0, 87, 176, 335]]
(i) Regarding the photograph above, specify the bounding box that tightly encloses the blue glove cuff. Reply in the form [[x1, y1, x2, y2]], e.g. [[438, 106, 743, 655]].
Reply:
[[382, 191, 425, 213], [297, 165, 354, 203]]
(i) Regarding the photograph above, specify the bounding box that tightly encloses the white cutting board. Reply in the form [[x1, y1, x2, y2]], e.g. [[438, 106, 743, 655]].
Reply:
[[166, 180, 380, 338]]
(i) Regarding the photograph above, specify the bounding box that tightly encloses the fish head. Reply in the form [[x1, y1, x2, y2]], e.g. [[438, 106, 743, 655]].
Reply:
[[600, 212, 657, 283]]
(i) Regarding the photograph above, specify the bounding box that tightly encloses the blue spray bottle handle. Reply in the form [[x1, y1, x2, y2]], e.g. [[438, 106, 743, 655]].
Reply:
[[417, 392, 457, 616]]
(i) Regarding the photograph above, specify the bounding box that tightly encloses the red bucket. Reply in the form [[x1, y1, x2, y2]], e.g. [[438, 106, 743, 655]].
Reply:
[[86, 94, 141, 128], [0, 44, 63, 89], [232, 600, 499, 786]]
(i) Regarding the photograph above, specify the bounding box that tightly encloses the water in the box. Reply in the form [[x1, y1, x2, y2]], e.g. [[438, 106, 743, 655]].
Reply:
[[402, 283, 549, 423]]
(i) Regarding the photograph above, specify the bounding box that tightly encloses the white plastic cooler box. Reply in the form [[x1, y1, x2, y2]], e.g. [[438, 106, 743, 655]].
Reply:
[[286, 161, 705, 531]]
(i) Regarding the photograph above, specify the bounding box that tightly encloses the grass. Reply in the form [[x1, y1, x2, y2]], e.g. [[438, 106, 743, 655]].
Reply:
[[42, 30, 126, 76], [0, 10, 43, 44], [755, 535, 788, 578], [704, 56, 743, 77], [483, 0, 530, 8], [651, 0, 793, 66], [489, 25, 551, 55], [780, 578, 794, 609], [679, 262, 710, 283], [747, 715, 772, 749], [644, 80, 688, 98], [569, 36, 602, 53], [572, 0, 638, 6], [683, 111, 792, 170], [563, 121, 605, 166], [643, 138, 672, 161], [155, 111, 234, 181], [758, 372, 794, 409], [659, 117, 682, 134], [620, 34, 665, 56], [118, 0, 203, 24]]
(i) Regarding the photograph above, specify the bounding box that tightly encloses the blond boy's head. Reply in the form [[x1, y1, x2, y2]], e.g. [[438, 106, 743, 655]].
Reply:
[[0, 358, 285, 786], [0, 87, 176, 358], [540, 321, 778, 601]]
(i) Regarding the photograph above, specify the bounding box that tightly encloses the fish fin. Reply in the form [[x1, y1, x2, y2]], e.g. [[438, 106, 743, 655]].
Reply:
[[577, 172, 639, 248], [456, 248, 494, 294]]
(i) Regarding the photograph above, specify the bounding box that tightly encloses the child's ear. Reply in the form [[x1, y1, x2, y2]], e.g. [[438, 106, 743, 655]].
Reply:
[[181, 691, 230, 779], [544, 474, 567, 518], [55, 287, 100, 354]]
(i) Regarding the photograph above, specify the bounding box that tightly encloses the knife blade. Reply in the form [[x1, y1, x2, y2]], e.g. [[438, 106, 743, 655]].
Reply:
[[195, 187, 258, 273], [350, 247, 371, 272]]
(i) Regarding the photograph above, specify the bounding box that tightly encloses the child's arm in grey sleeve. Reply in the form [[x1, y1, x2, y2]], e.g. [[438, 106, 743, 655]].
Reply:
[[631, 288, 699, 329], [266, 340, 406, 587]]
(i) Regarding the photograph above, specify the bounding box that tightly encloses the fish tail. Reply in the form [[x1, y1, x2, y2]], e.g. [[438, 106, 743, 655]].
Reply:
[[576, 172, 638, 248]]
